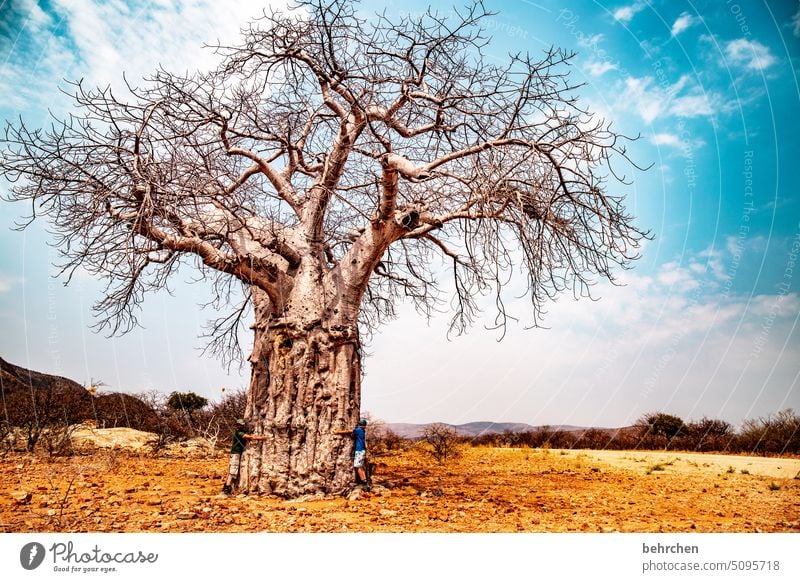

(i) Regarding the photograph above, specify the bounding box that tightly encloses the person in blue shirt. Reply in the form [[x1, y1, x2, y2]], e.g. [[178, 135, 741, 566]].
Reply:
[[334, 418, 369, 491]]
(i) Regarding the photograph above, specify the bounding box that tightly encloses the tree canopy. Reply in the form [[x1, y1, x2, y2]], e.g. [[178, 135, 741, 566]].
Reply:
[[1, 0, 647, 365]]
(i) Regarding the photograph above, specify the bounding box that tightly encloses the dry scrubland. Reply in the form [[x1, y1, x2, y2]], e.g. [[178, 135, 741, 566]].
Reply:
[[2, 438, 799, 533]]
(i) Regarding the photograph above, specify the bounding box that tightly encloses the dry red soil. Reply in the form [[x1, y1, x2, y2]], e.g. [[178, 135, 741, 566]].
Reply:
[[2, 447, 798, 533]]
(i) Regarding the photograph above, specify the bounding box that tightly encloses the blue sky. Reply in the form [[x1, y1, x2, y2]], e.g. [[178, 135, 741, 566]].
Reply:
[[0, 0, 798, 428]]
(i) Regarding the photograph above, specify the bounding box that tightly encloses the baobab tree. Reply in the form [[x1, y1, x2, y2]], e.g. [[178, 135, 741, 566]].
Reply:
[[1, 1, 646, 496]]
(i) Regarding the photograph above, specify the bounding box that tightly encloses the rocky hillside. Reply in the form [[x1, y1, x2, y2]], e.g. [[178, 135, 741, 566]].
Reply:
[[0, 357, 160, 432], [0, 356, 89, 400], [0, 357, 93, 426]]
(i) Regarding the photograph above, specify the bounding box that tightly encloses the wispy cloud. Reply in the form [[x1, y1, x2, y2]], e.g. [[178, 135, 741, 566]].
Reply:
[[370, 246, 800, 425], [670, 94, 714, 117], [725, 38, 777, 71], [650, 133, 706, 151], [0, 275, 24, 293], [18, 0, 53, 31], [671, 12, 699, 36], [585, 60, 617, 76], [651, 133, 681, 147], [1, 0, 286, 117], [793, 4, 800, 37], [613, 2, 645, 24], [576, 33, 605, 49], [618, 74, 716, 123]]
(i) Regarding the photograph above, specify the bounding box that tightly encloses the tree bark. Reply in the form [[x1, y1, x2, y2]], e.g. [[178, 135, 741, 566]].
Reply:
[[238, 287, 362, 498]]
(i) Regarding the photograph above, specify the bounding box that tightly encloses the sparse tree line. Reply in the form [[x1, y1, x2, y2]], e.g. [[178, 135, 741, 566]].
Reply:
[[0, 385, 247, 456], [467, 411, 800, 456], [3, 390, 797, 459]]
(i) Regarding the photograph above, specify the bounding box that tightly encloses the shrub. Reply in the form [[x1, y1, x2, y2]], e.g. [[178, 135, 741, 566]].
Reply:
[[735, 409, 800, 455], [422, 423, 462, 464]]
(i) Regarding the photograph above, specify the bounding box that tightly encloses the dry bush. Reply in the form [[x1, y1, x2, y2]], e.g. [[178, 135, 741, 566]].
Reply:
[[366, 419, 410, 455], [0, 420, 15, 456], [422, 423, 462, 464], [573, 428, 615, 449], [4, 386, 91, 452], [39, 422, 78, 458], [735, 409, 800, 455], [93, 392, 162, 432], [681, 417, 734, 452]]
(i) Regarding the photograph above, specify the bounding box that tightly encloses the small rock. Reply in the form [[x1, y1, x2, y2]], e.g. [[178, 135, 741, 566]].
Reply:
[[47, 509, 57, 517], [379, 509, 397, 517], [602, 527, 617, 533], [124, 487, 136, 494], [177, 511, 196, 520], [347, 489, 362, 501], [11, 491, 32, 505], [146, 499, 162, 506], [186, 471, 200, 479]]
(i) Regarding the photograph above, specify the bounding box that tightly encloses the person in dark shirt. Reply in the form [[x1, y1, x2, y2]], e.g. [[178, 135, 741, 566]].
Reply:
[[334, 418, 369, 491], [222, 419, 268, 495]]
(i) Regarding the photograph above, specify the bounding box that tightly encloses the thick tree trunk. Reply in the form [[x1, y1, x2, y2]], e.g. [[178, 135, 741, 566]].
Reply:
[[238, 289, 362, 498]]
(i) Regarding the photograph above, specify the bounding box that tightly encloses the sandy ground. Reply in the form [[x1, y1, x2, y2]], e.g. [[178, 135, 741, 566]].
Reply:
[[543, 449, 800, 479], [1, 446, 798, 533]]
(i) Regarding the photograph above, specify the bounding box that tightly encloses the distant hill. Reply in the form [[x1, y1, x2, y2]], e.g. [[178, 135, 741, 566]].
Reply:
[[0, 357, 159, 432], [0, 356, 88, 398], [385, 421, 591, 439], [0, 356, 93, 425]]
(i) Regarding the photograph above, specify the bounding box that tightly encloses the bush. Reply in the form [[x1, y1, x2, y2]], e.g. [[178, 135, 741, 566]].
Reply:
[[683, 417, 734, 452], [422, 423, 462, 464], [93, 392, 162, 432], [735, 409, 800, 455], [3, 385, 92, 452], [166, 391, 208, 429], [39, 422, 77, 458]]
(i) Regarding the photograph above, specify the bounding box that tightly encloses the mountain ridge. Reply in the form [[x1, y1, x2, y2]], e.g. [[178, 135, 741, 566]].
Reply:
[[384, 421, 614, 439]]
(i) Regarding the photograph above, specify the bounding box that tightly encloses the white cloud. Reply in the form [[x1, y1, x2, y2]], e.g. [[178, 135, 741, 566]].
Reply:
[[585, 61, 617, 76], [577, 33, 605, 49], [613, 2, 645, 24], [51, 0, 282, 87], [367, 246, 800, 426], [793, 5, 800, 38], [651, 133, 681, 147], [651, 132, 705, 152], [671, 12, 699, 36], [0, 275, 24, 293], [617, 74, 718, 124], [18, 0, 53, 31], [0, 1, 288, 116], [670, 94, 714, 117], [725, 38, 777, 71]]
